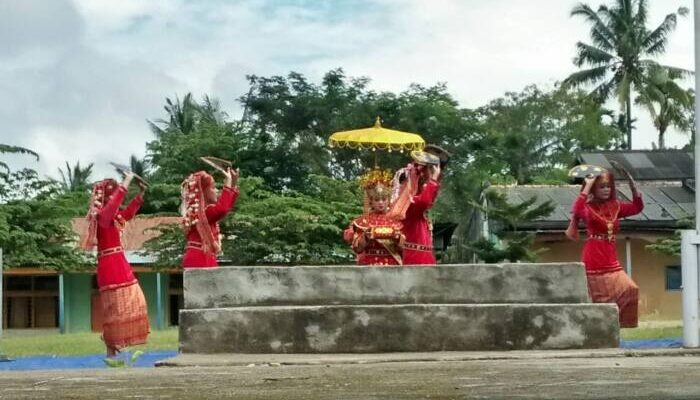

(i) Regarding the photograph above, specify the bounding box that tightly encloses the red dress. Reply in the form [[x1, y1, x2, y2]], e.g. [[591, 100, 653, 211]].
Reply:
[[95, 186, 150, 350], [572, 192, 644, 274], [182, 186, 239, 268], [571, 191, 644, 328], [96, 186, 143, 289], [401, 180, 440, 265], [345, 213, 403, 266]]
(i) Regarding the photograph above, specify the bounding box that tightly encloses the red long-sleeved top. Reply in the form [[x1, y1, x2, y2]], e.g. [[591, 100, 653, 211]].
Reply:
[[571, 192, 644, 273], [401, 180, 440, 265], [345, 213, 403, 266], [96, 186, 143, 289], [182, 186, 239, 268]]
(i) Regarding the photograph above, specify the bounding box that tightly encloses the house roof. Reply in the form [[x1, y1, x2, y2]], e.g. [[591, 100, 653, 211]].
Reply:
[[492, 183, 694, 231], [578, 150, 694, 181], [71, 216, 180, 251]]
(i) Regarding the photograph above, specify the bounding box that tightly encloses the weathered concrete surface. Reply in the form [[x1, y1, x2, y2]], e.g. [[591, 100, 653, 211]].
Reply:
[[157, 348, 700, 367], [180, 303, 618, 353], [184, 263, 591, 309], [5, 356, 700, 399]]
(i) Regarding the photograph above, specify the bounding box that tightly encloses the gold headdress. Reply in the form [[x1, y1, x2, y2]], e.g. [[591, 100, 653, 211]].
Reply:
[[359, 168, 393, 200]]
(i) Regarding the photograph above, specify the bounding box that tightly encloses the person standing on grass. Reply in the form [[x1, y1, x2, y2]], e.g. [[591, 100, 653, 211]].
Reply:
[[82, 172, 150, 357]]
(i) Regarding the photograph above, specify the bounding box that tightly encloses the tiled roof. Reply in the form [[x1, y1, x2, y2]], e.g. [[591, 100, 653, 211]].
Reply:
[[71, 216, 180, 251]]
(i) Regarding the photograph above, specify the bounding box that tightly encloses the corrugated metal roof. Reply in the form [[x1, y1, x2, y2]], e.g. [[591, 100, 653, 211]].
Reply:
[[491, 183, 694, 230], [579, 150, 694, 181], [661, 186, 695, 203]]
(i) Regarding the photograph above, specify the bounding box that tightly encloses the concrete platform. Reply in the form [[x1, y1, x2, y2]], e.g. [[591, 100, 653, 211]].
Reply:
[[180, 303, 618, 353], [180, 264, 620, 353], [184, 263, 591, 309]]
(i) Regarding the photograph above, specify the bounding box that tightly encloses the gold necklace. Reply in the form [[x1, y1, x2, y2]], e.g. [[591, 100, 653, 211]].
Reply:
[[587, 201, 620, 241]]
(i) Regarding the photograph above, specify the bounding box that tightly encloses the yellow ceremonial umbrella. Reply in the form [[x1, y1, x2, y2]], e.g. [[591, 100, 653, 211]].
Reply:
[[329, 117, 425, 154]]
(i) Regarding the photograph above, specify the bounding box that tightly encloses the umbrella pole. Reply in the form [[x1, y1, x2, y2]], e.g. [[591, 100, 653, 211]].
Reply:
[[374, 152, 378, 168]]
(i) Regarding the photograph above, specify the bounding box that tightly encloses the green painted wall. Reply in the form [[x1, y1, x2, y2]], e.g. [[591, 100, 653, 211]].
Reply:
[[59, 272, 171, 333], [63, 273, 93, 333], [136, 272, 168, 330]]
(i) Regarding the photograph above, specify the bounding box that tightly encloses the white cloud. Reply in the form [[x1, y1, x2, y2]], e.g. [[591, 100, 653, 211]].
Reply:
[[0, 0, 695, 180]]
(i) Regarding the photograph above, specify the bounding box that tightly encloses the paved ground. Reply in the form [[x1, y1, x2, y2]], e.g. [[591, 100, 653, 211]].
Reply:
[[3, 354, 700, 399]]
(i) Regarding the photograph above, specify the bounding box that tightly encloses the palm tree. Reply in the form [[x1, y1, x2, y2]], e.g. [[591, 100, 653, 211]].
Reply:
[[564, 0, 690, 149], [636, 66, 693, 149], [58, 161, 93, 192], [0, 144, 39, 172], [129, 155, 151, 179], [148, 93, 198, 136]]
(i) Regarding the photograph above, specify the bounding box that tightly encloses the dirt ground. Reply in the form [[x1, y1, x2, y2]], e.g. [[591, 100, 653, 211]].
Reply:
[[2, 355, 700, 400]]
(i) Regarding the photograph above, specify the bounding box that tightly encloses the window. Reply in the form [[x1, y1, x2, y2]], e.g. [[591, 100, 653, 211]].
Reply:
[[3, 275, 59, 329], [168, 272, 184, 326], [666, 265, 682, 291]]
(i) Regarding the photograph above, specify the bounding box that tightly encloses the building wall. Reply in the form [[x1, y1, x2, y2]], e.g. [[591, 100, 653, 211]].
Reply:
[[136, 272, 169, 329], [535, 235, 681, 321], [63, 273, 93, 332]]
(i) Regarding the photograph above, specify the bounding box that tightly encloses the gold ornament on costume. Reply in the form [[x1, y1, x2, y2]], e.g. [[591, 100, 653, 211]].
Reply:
[[359, 168, 394, 199]]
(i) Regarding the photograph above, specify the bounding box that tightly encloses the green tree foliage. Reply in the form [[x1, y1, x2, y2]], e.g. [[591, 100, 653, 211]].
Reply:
[[57, 161, 94, 193], [0, 169, 58, 202], [226, 175, 361, 265], [142, 71, 623, 265], [129, 154, 151, 180], [646, 217, 693, 256], [464, 190, 555, 263], [564, 0, 690, 148], [242, 69, 479, 187], [0, 170, 88, 270], [0, 70, 632, 269], [142, 176, 362, 267], [635, 66, 693, 149], [474, 85, 623, 185], [147, 94, 242, 184], [0, 144, 39, 172]]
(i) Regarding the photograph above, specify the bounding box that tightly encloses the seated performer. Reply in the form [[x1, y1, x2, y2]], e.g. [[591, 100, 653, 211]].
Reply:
[[344, 168, 404, 266], [181, 167, 239, 268], [82, 172, 149, 357], [565, 167, 643, 328], [389, 145, 448, 265]]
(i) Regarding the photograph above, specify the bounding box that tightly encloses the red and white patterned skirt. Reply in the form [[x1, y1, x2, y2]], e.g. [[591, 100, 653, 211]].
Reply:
[[586, 269, 639, 328], [100, 281, 150, 351]]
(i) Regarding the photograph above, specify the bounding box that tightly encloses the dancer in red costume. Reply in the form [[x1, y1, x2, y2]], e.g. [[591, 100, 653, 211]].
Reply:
[[344, 169, 404, 265], [565, 167, 643, 328], [82, 172, 149, 357], [389, 145, 448, 265], [181, 167, 239, 268]]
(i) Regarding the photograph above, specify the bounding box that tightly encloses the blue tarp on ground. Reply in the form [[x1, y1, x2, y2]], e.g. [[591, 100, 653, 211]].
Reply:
[[620, 337, 683, 349], [0, 339, 686, 370], [0, 350, 177, 370]]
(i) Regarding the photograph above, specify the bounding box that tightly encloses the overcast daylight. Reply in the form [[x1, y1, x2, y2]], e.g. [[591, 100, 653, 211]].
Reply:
[[6, 1, 700, 395], [0, 0, 694, 178]]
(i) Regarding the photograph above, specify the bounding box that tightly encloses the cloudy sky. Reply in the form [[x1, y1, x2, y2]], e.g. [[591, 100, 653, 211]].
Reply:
[[1, 0, 695, 178]]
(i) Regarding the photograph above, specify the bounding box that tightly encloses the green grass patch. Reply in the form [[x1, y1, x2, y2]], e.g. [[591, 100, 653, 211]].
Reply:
[[0, 328, 178, 357], [621, 326, 682, 341], [0, 326, 685, 356]]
